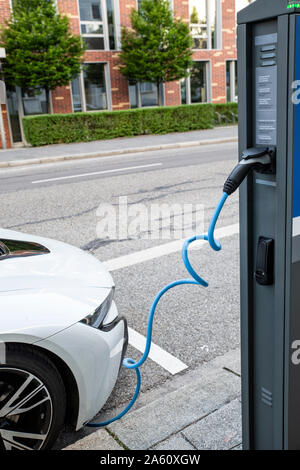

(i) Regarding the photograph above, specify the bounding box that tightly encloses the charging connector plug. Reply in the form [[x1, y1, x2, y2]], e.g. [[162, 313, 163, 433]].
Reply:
[[223, 147, 276, 196]]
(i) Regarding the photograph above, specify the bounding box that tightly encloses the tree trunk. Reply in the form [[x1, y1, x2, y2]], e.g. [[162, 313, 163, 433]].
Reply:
[[45, 88, 52, 114], [157, 81, 162, 107]]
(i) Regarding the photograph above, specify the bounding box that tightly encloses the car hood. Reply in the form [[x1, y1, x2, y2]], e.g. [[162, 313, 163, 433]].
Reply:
[[0, 228, 114, 293], [0, 229, 116, 341]]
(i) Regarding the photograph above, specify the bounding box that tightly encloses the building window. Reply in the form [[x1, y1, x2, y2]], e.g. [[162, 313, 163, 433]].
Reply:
[[78, 0, 117, 50], [180, 78, 187, 105], [106, 0, 116, 50], [190, 62, 208, 103], [129, 81, 139, 108], [190, 0, 221, 50], [84, 63, 108, 110], [6, 86, 22, 143], [181, 62, 210, 105], [79, 0, 105, 50], [226, 60, 238, 102], [140, 82, 159, 107], [71, 63, 110, 112], [22, 89, 48, 115], [71, 77, 83, 112], [129, 82, 164, 108]]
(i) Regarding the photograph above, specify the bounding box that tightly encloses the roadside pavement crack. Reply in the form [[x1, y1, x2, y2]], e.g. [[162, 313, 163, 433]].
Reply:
[[180, 432, 198, 450], [105, 428, 130, 450], [229, 442, 242, 450], [81, 238, 129, 252], [223, 367, 241, 377], [6, 204, 100, 230]]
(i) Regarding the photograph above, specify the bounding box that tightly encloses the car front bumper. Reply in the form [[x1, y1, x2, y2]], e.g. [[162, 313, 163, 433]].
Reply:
[[37, 302, 128, 430]]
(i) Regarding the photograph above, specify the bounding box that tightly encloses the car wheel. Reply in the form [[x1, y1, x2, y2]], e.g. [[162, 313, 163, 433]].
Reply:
[[0, 344, 66, 450]]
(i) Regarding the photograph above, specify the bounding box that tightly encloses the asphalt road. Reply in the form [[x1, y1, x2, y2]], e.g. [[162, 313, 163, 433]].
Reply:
[[0, 141, 240, 444]]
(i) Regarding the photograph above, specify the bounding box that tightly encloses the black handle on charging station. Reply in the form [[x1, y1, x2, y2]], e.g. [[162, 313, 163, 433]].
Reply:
[[223, 147, 276, 196]]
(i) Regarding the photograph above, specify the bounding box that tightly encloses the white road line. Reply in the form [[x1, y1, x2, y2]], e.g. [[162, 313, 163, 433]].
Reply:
[[31, 163, 163, 184], [104, 223, 239, 272], [128, 327, 188, 375]]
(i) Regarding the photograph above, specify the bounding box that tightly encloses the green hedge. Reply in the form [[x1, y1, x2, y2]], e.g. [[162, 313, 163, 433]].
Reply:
[[23, 102, 237, 147]]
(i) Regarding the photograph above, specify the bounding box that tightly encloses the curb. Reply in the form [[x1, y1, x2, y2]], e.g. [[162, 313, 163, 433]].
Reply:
[[0, 137, 238, 169]]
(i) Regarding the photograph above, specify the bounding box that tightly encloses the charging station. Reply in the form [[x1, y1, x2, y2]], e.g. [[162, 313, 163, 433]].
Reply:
[[237, 0, 300, 450]]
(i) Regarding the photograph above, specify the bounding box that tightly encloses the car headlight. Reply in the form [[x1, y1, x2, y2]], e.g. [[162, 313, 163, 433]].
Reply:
[[80, 287, 115, 329]]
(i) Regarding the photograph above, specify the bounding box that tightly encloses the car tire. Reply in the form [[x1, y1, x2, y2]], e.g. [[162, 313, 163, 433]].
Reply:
[[0, 344, 66, 450]]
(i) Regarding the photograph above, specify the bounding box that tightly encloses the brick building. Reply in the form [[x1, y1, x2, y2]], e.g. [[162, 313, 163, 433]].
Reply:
[[0, 0, 252, 148]]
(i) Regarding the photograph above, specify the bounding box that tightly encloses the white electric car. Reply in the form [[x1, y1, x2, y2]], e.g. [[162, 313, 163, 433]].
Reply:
[[0, 229, 128, 450]]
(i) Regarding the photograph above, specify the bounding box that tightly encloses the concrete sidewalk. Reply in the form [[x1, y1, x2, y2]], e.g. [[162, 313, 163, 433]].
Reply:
[[0, 126, 238, 168], [60, 349, 242, 451]]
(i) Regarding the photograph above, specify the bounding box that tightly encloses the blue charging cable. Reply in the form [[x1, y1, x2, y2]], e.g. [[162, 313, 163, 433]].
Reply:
[[87, 192, 229, 428]]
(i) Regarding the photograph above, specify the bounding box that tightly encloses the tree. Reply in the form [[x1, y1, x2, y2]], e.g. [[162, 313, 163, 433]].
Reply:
[[120, 0, 193, 106], [0, 0, 85, 113]]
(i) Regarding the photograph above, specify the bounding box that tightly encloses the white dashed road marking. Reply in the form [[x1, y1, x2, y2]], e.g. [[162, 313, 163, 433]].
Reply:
[[31, 163, 162, 184]]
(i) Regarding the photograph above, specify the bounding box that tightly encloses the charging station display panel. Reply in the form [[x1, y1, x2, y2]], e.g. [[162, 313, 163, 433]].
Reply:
[[255, 34, 278, 146]]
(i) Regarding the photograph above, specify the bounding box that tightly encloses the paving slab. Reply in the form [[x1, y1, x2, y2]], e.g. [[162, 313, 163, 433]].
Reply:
[[63, 429, 123, 451], [60, 349, 241, 451], [152, 434, 196, 451], [107, 355, 240, 449], [182, 399, 242, 450]]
